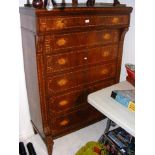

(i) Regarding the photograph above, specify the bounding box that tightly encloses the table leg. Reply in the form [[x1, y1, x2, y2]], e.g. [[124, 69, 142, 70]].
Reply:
[[98, 118, 116, 143]]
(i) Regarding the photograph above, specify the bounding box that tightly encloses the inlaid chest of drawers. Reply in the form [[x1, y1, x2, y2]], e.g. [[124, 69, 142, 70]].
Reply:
[[20, 4, 132, 155]]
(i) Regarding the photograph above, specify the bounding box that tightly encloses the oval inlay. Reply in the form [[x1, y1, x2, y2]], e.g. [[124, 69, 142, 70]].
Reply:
[[57, 58, 67, 65], [112, 17, 120, 24], [57, 79, 68, 86], [55, 19, 65, 29], [57, 38, 66, 46], [103, 33, 111, 40], [60, 119, 69, 126], [101, 69, 108, 75], [102, 51, 110, 57], [59, 100, 68, 106]]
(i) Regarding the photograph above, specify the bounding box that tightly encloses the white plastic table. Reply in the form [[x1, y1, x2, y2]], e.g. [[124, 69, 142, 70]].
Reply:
[[88, 81, 135, 137]]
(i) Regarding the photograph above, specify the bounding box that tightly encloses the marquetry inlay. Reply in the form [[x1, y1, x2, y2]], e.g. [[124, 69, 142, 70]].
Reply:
[[57, 79, 68, 86], [57, 38, 66, 46], [112, 17, 120, 24], [102, 51, 110, 57], [59, 100, 68, 106], [55, 19, 66, 29], [60, 119, 69, 126], [57, 58, 67, 65], [103, 33, 111, 40], [36, 36, 44, 53], [101, 68, 109, 75], [39, 18, 47, 32], [45, 36, 51, 53]]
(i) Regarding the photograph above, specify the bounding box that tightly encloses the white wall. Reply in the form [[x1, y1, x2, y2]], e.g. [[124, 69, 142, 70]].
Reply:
[[19, 0, 135, 139]]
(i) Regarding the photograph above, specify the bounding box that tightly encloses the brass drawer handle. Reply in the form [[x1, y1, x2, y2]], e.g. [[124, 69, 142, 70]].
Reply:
[[59, 100, 68, 106], [103, 33, 111, 40], [57, 38, 66, 46], [57, 58, 67, 65], [60, 119, 69, 126], [57, 79, 68, 86]]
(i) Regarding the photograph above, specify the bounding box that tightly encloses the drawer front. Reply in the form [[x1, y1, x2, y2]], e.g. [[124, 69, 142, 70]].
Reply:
[[95, 15, 129, 26], [87, 45, 118, 65], [87, 63, 117, 83], [51, 105, 102, 134], [44, 30, 119, 53], [46, 52, 76, 73], [54, 30, 119, 50], [47, 63, 116, 93], [47, 70, 86, 93], [39, 15, 129, 32], [49, 89, 86, 114], [87, 79, 116, 94], [46, 45, 118, 73]]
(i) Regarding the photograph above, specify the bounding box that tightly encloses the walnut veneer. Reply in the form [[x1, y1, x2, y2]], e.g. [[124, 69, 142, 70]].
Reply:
[[20, 3, 132, 155]]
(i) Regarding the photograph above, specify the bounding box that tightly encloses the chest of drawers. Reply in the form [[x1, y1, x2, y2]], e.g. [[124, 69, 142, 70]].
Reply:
[[20, 4, 132, 155]]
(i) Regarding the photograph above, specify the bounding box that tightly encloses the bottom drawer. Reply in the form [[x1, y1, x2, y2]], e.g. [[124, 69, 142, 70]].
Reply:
[[51, 105, 103, 135]]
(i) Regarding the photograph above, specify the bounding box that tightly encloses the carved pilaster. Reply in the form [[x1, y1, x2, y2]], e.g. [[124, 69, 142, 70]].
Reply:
[[39, 17, 47, 32], [36, 36, 44, 53], [116, 28, 129, 82], [44, 35, 53, 54], [36, 54, 51, 137]]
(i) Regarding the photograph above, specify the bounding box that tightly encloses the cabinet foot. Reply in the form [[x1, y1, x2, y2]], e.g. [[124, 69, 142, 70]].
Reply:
[[45, 136, 54, 155]]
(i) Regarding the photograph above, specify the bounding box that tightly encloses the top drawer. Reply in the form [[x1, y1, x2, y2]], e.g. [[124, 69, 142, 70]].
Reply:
[[38, 15, 129, 32], [44, 29, 119, 53]]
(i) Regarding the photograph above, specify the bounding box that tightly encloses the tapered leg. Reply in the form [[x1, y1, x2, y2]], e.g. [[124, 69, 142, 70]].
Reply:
[[45, 136, 54, 155]]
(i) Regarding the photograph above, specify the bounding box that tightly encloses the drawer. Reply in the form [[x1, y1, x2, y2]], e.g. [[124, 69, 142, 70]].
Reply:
[[46, 52, 76, 73], [86, 45, 118, 65], [51, 105, 102, 134], [47, 70, 86, 93], [46, 45, 118, 73], [38, 15, 129, 32], [49, 89, 87, 114], [46, 50, 87, 73], [44, 30, 119, 53], [94, 15, 129, 26], [87, 63, 117, 83], [87, 79, 116, 94], [47, 63, 116, 93]]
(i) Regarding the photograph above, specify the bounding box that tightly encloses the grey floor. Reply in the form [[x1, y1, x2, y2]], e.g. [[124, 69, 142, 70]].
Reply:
[[22, 118, 116, 155]]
